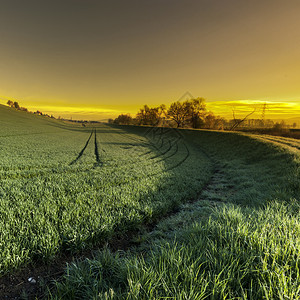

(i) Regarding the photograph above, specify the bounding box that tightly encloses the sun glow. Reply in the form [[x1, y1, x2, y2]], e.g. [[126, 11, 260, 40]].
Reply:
[[206, 100, 300, 121]]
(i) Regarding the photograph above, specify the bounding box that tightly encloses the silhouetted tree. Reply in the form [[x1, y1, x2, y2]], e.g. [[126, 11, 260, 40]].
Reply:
[[204, 112, 225, 129], [166, 99, 205, 128], [7, 100, 14, 107], [114, 114, 133, 125], [136, 105, 166, 126], [13, 101, 20, 109], [186, 98, 206, 128], [167, 101, 190, 128]]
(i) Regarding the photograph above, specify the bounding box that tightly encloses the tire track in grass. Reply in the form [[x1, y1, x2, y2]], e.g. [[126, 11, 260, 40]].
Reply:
[[113, 127, 163, 157], [94, 129, 103, 167], [259, 136, 300, 151], [4, 134, 181, 180], [121, 131, 161, 152], [139, 128, 182, 157], [118, 131, 157, 150], [150, 140, 173, 159], [111, 131, 154, 156], [147, 142, 190, 177], [156, 141, 179, 162], [70, 130, 94, 165], [158, 136, 165, 149], [164, 142, 190, 171], [139, 137, 170, 157]]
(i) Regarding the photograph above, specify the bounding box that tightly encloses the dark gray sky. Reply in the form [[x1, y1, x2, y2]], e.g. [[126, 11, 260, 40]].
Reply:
[[1, 0, 300, 119]]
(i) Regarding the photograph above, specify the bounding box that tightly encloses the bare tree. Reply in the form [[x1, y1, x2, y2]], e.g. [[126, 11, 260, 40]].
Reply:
[[167, 98, 207, 128], [187, 98, 206, 128], [229, 108, 256, 131], [114, 114, 133, 125], [167, 101, 190, 128], [136, 105, 166, 126]]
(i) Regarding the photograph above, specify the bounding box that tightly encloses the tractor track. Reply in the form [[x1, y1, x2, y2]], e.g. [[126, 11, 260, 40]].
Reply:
[[258, 136, 300, 151], [119, 132, 158, 151], [93, 129, 102, 166], [70, 130, 93, 165], [162, 142, 190, 172], [150, 140, 173, 159], [157, 141, 179, 162], [139, 137, 171, 157]]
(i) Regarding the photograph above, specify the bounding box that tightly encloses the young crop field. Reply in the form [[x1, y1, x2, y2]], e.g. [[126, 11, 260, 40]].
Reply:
[[51, 130, 300, 300], [0, 104, 299, 299], [0, 105, 212, 275]]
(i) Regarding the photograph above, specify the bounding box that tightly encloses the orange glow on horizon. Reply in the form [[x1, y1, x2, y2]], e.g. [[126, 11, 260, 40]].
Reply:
[[206, 100, 300, 121], [1, 1, 300, 125], [1, 96, 299, 124]]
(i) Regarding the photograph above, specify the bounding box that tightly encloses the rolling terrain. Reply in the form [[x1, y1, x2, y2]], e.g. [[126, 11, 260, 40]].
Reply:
[[0, 105, 211, 273], [0, 104, 299, 299]]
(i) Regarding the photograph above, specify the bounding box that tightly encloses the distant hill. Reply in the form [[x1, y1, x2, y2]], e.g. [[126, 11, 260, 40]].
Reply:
[[0, 104, 67, 135]]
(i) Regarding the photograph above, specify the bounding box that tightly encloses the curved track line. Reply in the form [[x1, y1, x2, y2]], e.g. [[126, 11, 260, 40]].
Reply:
[[156, 142, 179, 162], [259, 136, 300, 151], [139, 137, 171, 157], [70, 130, 94, 165], [150, 140, 173, 159], [164, 142, 190, 171]]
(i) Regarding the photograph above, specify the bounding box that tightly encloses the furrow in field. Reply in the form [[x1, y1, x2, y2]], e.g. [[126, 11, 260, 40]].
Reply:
[[157, 136, 165, 149], [259, 135, 300, 150], [94, 129, 102, 166], [164, 142, 190, 171], [157, 142, 179, 162], [119, 132, 158, 152], [70, 130, 94, 165], [150, 140, 174, 159]]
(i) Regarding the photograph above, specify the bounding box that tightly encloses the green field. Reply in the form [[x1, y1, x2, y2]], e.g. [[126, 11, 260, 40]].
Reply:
[[0, 105, 212, 272], [0, 104, 300, 299]]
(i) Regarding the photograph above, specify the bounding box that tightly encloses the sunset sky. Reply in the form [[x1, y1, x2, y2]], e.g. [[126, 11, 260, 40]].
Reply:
[[0, 0, 300, 122]]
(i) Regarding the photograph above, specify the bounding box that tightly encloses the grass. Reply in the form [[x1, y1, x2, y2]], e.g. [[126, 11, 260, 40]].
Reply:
[[1, 105, 299, 298], [50, 127, 300, 299], [0, 105, 212, 274], [51, 201, 300, 299]]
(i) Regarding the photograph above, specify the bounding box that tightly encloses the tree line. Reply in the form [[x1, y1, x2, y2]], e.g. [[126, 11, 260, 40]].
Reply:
[[7, 100, 28, 112], [6, 100, 55, 118], [110, 98, 225, 130]]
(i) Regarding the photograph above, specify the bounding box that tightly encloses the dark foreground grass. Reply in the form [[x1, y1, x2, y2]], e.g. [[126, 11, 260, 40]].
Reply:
[[49, 129, 300, 299]]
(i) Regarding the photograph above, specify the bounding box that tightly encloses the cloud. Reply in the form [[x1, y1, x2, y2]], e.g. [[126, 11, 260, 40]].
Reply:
[[1, 96, 299, 121], [206, 100, 300, 119]]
